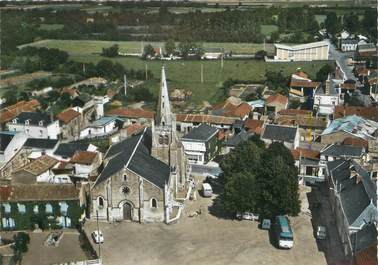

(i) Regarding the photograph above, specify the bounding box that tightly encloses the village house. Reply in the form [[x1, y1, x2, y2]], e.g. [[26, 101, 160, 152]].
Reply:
[[12, 155, 60, 184], [91, 67, 188, 224], [70, 151, 101, 180], [224, 130, 253, 154], [72, 94, 109, 127], [79, 116, 123, 139], [326, 159, 377, 259], [175, 114, 236, 133], [289, 71, 321, 102], [356, 43, 377, 57], [265, 94, 288, 117], [211, 97, 252, 120], [334, 106, 378, 123], [8, 112, 61, 139], [368, 71, 378, 101], [321, 115, 378, 145], [22, 138, 59, 159], [57, 108, 82, 140], [0, 99, 40, 129], [261, 124, 300, 150], [53, 142, 98, 161], [243, 119, 264, 135], [0, 184, 86, 230], [181, 124, 219, 165], [313, 78, 342, 117], [339, 38, 359, 52], [106, 107, 155, 126], [291, 148, 321, 184]]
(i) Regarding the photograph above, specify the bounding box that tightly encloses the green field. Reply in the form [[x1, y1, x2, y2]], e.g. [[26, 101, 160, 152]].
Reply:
[[22, 39, 276, 55], [21, 39, 332, 107]]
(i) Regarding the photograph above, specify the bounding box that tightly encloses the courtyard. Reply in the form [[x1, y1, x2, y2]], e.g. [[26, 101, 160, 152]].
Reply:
[[84, 185, 327, 265]]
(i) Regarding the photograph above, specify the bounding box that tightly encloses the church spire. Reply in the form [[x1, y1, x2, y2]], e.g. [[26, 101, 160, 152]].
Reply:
[[156, 66, 172, 126]]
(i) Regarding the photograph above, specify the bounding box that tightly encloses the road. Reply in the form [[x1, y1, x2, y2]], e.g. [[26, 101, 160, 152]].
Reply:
[[327, 39, 356, 81]]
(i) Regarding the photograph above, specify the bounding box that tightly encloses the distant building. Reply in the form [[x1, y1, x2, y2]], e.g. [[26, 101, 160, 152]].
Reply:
[[181, 124, 219, 165], [289, 71, 321, 101], [313, 78, 342, 117], [57, 108, 82, 140], [265, 94, 288, 116], [176, 114, 237, 133], [0, 99, 40, 127], [261, 124, 300, 150], [340, 38, 359, 52], [79, 116, 123, 139], [273, 41, 329, 61], [8, 112, 60, 139]]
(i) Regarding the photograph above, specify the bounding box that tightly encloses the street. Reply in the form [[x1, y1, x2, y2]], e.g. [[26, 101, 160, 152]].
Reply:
[[327, 39, 356, 81]]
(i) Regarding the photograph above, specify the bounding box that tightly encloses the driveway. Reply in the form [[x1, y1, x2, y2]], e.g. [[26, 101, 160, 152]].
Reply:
[[327, 39, 356, 81], [84, 185, 326, 265]]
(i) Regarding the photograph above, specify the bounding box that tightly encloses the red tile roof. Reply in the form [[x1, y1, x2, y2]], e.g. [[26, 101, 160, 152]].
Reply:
[[176, 114, 236, 125], [340, 82, 356, 90], [107, 108, 155, 119], [291, 148, 320, 160], [244, 119, 264, 134], [294, 71, 309, 79], [334, 106, 378, 122], [57, 109, 80, 124], [343, 137, 369, 148], [355, 245, 377, 265], [126, 123, 145, 136], [290, 80, 321, 88], [70, 151, 97, 165], [278, 109, 312, 116], [0, 99, 40, 123], [266, 94, 288, 106]]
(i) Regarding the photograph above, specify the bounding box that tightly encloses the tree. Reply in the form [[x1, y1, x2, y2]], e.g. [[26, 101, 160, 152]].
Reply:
[[325, 12, 341, 35], [316, 64, 334, 82], [12, 232, 30, 255], [264, 70, 289, 93], [102, 44, 119, 58], [142, 44, 156, 59], [221, 139, 300, 218], [343, 12, 360, 33], [164, 39, 176, 56]]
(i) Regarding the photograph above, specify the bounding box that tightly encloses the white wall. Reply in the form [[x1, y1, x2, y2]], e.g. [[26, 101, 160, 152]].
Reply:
[[8, 120, 60, 139], [1, 132, 27, 163], [80, 121, 116, 138]]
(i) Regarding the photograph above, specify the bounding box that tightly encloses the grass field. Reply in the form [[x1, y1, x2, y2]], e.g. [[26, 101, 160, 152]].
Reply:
[[39, 24, 64, 31], [22, 39, 276, 55], [21, 39, 332, 106]]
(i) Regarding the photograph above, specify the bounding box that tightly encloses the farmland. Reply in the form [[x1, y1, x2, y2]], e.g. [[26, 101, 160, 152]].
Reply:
[[20, 39, 333, 106]]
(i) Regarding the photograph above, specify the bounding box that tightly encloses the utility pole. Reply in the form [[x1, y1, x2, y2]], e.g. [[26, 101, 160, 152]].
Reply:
[[200, 63, 204, 83], [145, 64, 148, 80], [221, 55, 224, 69], [82, 63, 86, 75], [263, 38, 266, 51], [124, 74, 127, 96]]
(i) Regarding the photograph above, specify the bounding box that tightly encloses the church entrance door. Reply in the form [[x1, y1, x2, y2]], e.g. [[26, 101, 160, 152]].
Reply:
[[123, 202, 132, 220]]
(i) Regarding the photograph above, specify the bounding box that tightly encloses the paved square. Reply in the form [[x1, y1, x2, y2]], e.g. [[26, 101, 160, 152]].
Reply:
[[85, 186, 327, 265]]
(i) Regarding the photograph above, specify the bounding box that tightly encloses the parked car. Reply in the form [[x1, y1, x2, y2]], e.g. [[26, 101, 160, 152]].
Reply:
[[202, 183, 213, 197], [92, 230, 104, 244], [316, 226, 327, 240], [236, 212, 259, 221]]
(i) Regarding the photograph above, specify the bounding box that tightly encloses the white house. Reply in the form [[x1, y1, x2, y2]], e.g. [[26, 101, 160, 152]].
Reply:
[[70, 151, 100, 179], [22, 138, 59, 159], [8, 112, 60, 139], [313, 78, 342, 117], [80, 116, 122, 139], [181, 124, 219, 165], [340, 39, 358, 52], [261, 124, 300, 150]]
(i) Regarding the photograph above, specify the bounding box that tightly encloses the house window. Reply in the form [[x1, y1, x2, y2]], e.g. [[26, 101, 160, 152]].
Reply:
[[33, 205, 39, 214], [97, 197, 104, 208], [26, 129, 30, 134], [2, 217, 15, 228], [3, 203, 11, 214], [151, 198, 157, 209], [17, 204, 26, 214], [45, 203, 53, 214], [39, 130, 43, 136], [59, 202, 68, 215]]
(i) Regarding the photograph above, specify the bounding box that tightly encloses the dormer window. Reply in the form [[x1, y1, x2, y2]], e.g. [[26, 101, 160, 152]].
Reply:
[[25, 120, 29, 125], [39, 121, 43, 126], [12, 119, 17, 124]]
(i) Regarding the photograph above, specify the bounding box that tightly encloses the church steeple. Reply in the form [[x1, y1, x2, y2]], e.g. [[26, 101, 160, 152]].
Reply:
[[156, 66, 172, 126]]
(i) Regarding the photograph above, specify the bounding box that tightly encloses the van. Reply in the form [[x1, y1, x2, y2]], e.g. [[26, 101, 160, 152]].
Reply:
[[202, 183, 213, 197]]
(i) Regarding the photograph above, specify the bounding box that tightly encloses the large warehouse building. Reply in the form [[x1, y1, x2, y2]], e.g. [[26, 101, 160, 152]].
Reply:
[[273, 41, 330, 61]]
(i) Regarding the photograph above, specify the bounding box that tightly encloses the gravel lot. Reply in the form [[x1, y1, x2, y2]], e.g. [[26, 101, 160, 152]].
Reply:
[[85, 185, 326, 265]]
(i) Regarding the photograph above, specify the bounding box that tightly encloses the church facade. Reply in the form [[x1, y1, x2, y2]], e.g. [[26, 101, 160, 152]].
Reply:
[[90, 67, 188, 223]]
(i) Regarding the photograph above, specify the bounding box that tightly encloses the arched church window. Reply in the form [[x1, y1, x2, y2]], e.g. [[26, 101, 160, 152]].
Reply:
[[151, 198, 157, 209], [123, 175, 127, 182], [98, 197, 104, 208], [159, 135, 164, 144]]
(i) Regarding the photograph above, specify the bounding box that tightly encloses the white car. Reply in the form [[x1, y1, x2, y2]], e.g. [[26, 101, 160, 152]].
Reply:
[[91, 230, 104, 244], [316, 226, 327, 240], [236, 212, 259, 221]]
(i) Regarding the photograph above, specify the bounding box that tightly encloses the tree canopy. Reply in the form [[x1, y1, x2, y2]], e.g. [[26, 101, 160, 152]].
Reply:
[[220, 138, 300, 218]]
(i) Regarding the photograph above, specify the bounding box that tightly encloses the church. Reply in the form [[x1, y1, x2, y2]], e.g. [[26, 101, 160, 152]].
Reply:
[[91, 67, 189, 223]]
